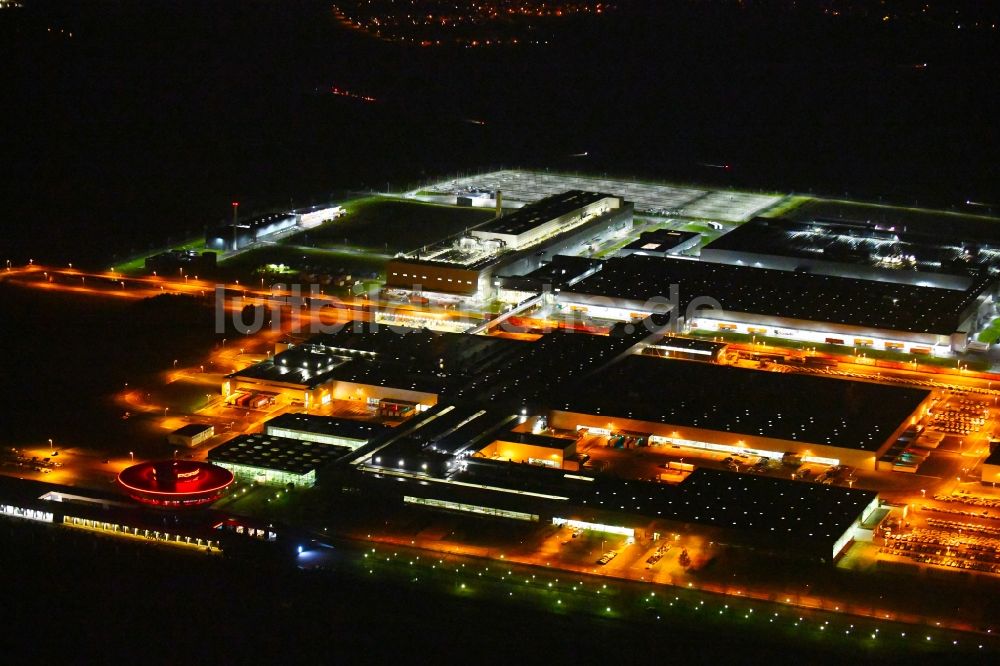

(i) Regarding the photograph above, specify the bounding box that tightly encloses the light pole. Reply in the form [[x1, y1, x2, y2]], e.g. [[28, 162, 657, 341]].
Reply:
[[129, 451, 134, 462]]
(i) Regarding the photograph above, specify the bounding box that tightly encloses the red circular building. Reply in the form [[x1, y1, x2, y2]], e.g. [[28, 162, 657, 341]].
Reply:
[[117, 460, 234, 508]]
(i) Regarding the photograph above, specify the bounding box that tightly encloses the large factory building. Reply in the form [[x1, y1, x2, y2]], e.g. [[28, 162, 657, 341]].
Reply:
[[385, 190, 632, 300]]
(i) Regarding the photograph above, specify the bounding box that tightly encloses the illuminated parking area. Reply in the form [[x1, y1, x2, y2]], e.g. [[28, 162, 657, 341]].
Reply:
[[418, 170, 783, 222]]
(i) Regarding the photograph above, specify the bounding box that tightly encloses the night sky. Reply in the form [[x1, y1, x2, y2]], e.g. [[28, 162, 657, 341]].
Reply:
[[0, 1, 996, 265]]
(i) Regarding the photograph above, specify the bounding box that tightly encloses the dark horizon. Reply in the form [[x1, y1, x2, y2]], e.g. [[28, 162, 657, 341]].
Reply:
[[1, 0, 997, 266]]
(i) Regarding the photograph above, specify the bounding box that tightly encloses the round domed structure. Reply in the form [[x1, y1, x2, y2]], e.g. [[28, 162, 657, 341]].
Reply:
[[117, 460, 234, 508]]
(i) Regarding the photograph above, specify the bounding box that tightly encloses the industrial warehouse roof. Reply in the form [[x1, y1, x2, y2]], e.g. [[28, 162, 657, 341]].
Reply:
[[389, 459, 875, 556], [228, 345, 350, 389], [209, 434, 350, 475], [499, 254, 603, 290], [453, 320, 669, 405], [579, 468, 877, 545], [622, 229, 699, 253], [376, 405, 517, 458], [308, 326, 518, 364], [492, 430, 576, 450], [549, 355, 930, 451], [702, 216, 995, 283], [231, 327, 523, 394], [472, 190, 612, 237], [264, 413, 391, 442], [563, 254, 988, 335]]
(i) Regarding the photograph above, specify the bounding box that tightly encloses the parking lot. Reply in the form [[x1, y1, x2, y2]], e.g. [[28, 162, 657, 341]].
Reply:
[[415, 170, 784, 223]]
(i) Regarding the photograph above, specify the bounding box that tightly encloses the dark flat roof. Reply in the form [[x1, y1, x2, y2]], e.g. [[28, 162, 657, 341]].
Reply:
[[418, 461, 875, 553], [264, 413, 391, 442], [582, 468, 877, 544], [388, 406, 516, 457], [623, 229, 699, 252], [703, 216, 995, 281], [229, 346, 350, 389], [231, 327, 524, 395], [171, 423, 214, 437], [550, 355, 929, 451], [565, 254, 987, 335], [985, 446, 1000, 466], [209, 434, 349, 475], [653, 336, 727, 353], [493, 431, 575, 450], [473, 190, 612, 237]]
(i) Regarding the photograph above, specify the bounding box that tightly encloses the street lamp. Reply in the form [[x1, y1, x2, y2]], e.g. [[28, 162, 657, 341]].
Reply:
[[129, 451, 134, 462]]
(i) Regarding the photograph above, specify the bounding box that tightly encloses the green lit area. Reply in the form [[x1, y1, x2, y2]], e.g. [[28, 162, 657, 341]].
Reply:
[[977, 318, 1000, 344], [347, 544, 992, 656]]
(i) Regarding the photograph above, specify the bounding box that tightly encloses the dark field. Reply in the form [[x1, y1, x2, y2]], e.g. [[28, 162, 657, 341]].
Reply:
[[0, 284, 221, 447]]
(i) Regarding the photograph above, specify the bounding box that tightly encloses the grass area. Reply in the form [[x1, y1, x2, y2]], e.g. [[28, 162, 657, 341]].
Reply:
[[113, 235, 207, 274], [757, 195, 812, 219], [977, 318, 1000, 344], [786, 198, 1000, 226], [690, 329, 989, 370], [221, 245, 386, 281], [283, 196, 494, 256], [113, 195, 491, 278]]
